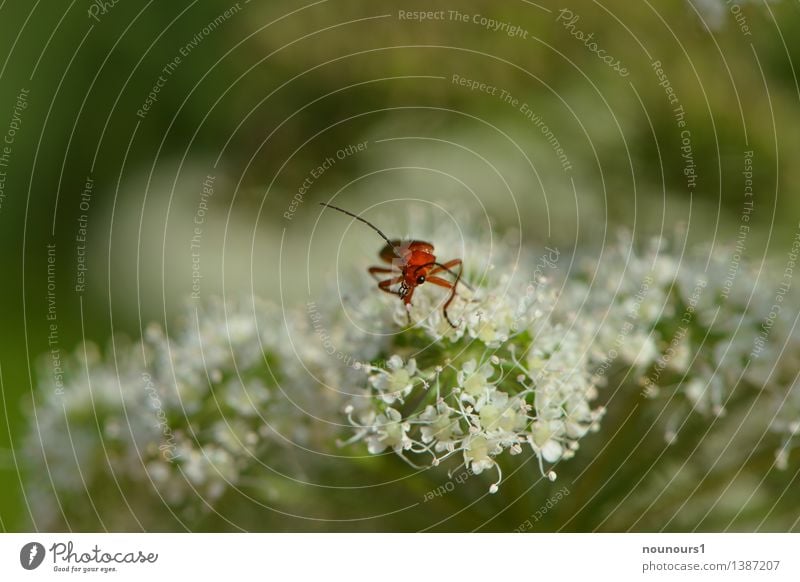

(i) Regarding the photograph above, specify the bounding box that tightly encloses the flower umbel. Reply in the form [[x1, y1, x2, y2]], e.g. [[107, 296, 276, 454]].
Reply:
[[343, 263, 602, 492], [24, 211, 800, 528]]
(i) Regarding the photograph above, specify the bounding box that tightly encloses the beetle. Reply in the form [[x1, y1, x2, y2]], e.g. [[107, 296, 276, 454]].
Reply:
[[319, 202, 465, 327]]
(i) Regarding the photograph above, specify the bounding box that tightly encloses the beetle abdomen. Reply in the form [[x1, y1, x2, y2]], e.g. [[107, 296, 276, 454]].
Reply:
[[379, 240, 434, 263]]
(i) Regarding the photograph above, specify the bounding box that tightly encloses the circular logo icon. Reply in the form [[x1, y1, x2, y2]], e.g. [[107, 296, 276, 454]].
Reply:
[[20, 542, 45, 570]]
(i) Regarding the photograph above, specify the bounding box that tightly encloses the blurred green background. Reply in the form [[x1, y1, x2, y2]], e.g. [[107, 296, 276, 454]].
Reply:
[[1, 0, 799, 531]]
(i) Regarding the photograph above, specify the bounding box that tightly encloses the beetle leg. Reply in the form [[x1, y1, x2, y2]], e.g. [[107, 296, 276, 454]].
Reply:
[[426, 275, 460, 328], [429, 259, 473, 292], [376, 275, 403, 296], [402, 286, 416, 325], [374, 274, 413, 325], [368, 265, 399, 281], [370, 266, 417, 326]]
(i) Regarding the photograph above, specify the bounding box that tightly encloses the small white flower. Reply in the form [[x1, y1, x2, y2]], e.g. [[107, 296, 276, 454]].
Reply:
[[419, 403, 461, 451], [463, 435, 497, 474], [563, 395, 595, 439], [366, 408, 411, 454], [529, 420, 565, 463], [685, 378, 707, 412], [475, 390, 526, 439], [369, 355, 418, 404], [464, 293, 516, 347], [458, 359, 496, 397]]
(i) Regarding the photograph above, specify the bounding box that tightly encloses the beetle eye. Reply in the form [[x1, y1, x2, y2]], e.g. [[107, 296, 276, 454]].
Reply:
[[416, 276, 425, 285]]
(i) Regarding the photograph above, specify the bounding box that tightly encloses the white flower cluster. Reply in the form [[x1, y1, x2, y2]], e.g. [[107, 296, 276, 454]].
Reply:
[[342, 270, 604, 493], [564, 233, 800, 466], [25, 218, 800, 526], [25, 297, 349, 528]]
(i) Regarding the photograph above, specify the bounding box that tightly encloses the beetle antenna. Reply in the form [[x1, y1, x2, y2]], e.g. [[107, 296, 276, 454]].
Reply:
[[319, 202, 394, 248]]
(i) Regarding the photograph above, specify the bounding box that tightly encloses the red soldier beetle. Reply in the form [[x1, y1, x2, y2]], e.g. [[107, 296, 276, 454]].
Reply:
[[319, 202, 466, 327]]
